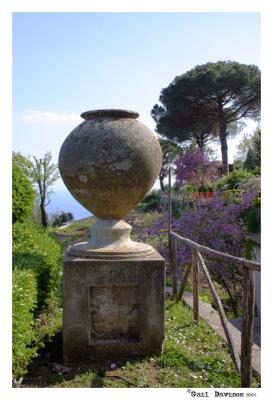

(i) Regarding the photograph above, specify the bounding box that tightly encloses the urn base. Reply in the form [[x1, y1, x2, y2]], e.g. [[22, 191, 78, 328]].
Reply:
[[67, 219, 155, 260]]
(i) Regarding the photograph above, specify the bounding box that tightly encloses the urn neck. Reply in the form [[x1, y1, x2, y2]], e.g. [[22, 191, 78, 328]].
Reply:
[[80, 109, 139, 120]]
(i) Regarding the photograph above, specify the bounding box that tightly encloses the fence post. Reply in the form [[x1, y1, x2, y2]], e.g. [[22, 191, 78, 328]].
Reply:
[[192, 250, 199, 323], [241, 267, 255, 387], [170, 236, 178, 299], [168, 166, 172, 258]]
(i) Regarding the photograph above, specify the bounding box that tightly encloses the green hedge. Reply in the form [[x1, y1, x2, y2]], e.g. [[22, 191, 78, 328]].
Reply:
[[12, 153, 35, 224], [13, 222, 62, 310], [12, 222, 62, 381], [12, 268, 38, 379]]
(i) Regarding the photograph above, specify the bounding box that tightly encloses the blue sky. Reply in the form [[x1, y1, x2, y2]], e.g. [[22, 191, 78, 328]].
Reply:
[[12, 12, 260, 217]]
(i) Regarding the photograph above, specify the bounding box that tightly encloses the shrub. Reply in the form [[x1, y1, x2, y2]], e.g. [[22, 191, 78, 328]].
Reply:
[[216, 169, 254, 191], [230, 175, 261, 233], [12, 222, 63, 381], [136, 190, 161, 212], [138, 211, 163, 229], [12, 268, 38, 380], [12, 154, 35, 224], [235, 129, 261, 171], [236, 175, 261, 196], [177, 183, 195, 195], [240, 205, 261, 233], [12, 269, 62, 382], [13, 222, 62, 310], [50, 211, 74, 227]]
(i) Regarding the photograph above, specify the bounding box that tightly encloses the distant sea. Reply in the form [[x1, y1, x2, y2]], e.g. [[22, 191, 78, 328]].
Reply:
[[46, 189, 92, 220]]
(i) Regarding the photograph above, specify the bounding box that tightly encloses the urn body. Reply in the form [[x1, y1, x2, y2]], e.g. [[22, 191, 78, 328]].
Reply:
[[58, 109, 162, 220]]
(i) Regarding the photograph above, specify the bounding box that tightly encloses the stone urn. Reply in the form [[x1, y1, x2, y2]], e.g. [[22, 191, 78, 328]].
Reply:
[[58, 109, 162, 259]]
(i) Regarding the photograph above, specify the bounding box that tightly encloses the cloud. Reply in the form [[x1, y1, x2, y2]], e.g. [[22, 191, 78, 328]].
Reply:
[[20, 110, 82, 124]]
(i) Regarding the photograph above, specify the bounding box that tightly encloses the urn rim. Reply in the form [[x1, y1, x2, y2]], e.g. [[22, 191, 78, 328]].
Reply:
[[80, 109, 139, 120]]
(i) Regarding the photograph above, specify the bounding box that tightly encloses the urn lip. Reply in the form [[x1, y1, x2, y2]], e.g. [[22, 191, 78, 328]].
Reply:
[[80, 109, 139, 120]]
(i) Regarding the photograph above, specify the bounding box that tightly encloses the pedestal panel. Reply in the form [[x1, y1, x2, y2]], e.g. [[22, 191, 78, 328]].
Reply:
[[63, 251, 165, 363]]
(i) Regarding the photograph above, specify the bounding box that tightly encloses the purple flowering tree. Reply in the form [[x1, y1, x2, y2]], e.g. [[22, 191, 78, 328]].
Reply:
[[145, 192, 257, 317], [175, 148, 221, 191]]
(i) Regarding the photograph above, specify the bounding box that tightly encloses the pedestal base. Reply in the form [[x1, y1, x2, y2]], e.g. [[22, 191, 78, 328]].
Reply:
[[63, 251, 165, 363]]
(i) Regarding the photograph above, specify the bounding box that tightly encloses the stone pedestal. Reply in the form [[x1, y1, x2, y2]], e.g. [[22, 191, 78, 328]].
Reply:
[[63, 251, 165, 363], [59, 109, 165, 363]]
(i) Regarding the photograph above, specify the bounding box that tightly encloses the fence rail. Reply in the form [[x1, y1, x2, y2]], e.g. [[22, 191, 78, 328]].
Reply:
[[170, 231, 261, 271]]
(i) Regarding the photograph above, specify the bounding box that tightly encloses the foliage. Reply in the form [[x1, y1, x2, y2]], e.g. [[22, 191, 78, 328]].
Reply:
[[152, 101, 219, 150], [13, 280, 62, 382], [146, 193, 257, 316], [12, 152, 35, 224], [238, 175, 261, 233], [137, 211, 163, 229], [13, 222, 62, 310], [152, 61, 261, 174], [12, 221, 62, 381], [50, 211, 74, 227], [244, 128, 261, 171], [240, 205, 261, 233], [31, 151, 60, 228], [234, 133, 253, 166], [236, 175, 261, 196], [30, 197, 42, 223], [176, 184, 196, 195], [234, 128, 261, 171], [217, 168, 255, 191], [32, 299, 63, 350], [174, 148, 221, 191], [217, 171, 261, 233], [12, 152, 33, 175], [136, 190, 162, 212], [159, 138, 182, 191], [12, 268, 38, 380]]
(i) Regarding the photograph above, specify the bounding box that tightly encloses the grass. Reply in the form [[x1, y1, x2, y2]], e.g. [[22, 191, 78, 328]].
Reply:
[[20, 298, 258, 388], [55, 216, 95, 233], [52, 217, 96, 248]]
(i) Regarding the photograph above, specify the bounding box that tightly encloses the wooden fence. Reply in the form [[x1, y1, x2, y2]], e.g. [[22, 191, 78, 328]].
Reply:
[[167, 169, 261, 388]]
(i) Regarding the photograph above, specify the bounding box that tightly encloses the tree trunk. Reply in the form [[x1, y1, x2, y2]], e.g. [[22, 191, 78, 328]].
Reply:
[[40, 202, 48, 228], [159, 173, 165, 192], [194, 133, 204, 150], [218, 106, 229, 175]]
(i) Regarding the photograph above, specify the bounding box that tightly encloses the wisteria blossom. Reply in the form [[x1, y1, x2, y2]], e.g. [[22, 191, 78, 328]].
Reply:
[[174, 148, 221, 190], [146, 191, 257, 316]]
